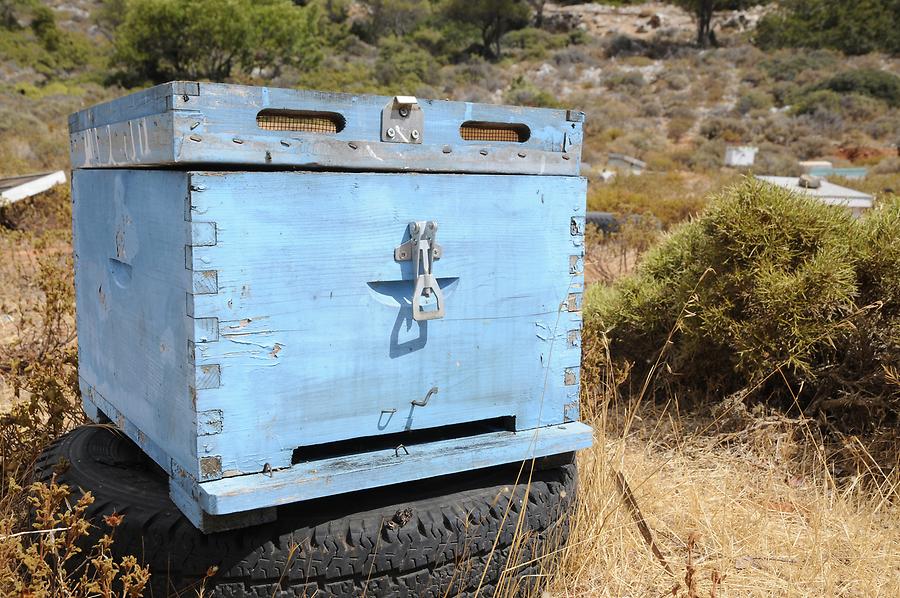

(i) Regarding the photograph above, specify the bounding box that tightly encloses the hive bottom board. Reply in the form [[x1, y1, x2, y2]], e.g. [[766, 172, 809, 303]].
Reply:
[[84, 392, 592, 532]]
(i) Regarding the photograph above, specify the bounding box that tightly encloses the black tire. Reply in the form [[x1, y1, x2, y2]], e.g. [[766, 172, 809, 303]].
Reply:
[[36, 425, 577, 597]]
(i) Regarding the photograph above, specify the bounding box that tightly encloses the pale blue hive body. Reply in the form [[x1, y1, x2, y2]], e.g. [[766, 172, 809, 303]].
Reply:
[[69, 82, 591, 531]]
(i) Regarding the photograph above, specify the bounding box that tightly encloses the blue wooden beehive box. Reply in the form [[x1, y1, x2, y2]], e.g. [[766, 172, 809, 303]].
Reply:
[[68, 82, 591, 531]]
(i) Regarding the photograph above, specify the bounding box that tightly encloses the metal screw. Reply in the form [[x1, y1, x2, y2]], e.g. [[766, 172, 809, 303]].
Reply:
[[411, 130, 420, 140], [479, 149, 488, 156], [386, 127, 396, 139], [398, 107, 410, 118], [348, 142, 358, 150], [517, 151, 527, 158]]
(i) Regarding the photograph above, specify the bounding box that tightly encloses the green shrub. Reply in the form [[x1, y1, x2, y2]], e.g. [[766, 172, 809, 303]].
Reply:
[[587, 180, 900, 425], [605, 70, 646, 90], [791, 89, 842, 116], [503, 27, 570, 60], [112, 0, 328, 83], [736, 89, 773, 115], [375, 34, 439, 90], [700, 116, 748, 142], [758, 48, 840, 83], [503, 75, 560, 108], [755, 0, 900, 56], [816, 69, 900, 108]]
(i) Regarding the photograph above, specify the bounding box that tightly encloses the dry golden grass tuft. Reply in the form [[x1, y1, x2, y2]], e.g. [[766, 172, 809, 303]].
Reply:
[[538, 370, 900, 597]]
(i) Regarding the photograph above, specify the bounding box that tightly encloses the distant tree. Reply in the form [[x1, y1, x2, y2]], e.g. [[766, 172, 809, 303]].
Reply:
[[368, 0, 431, 39], [444, 0, 531, 59], [113, 0, 326, 83], [527, 0, 547, 28], [93, 0, 128, 41], [755, 0, 900, 56], [667, 0, 768, 47]]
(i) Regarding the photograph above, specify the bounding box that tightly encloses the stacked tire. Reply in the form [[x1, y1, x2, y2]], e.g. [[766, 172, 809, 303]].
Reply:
[[36, 426, 576, 597]]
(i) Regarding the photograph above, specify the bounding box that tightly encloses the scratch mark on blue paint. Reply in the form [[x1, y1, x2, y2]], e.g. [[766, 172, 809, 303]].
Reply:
[[222, 337, 273, 350]]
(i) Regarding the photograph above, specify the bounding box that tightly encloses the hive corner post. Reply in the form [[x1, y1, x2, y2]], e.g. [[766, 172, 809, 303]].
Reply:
[[66, 82, 591, 536]]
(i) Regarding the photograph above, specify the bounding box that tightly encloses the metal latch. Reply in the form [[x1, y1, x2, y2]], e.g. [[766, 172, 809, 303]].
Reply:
[[382, 96, 423, 144], [395, 221, 444, 321]]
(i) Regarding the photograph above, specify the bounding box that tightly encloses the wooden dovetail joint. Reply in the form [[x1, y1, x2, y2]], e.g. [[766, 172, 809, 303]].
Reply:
[[192, 270, 218, 295], [199, 455, 223, 480], [197, 364, 221, 390]]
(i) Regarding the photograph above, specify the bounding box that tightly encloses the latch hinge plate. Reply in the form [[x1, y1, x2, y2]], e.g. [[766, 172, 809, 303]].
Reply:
[[382, 96, 424, 144]]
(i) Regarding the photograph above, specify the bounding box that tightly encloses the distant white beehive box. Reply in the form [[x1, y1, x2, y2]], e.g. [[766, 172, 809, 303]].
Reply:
[[607, 153, 646, 175], [0, 170, 67, 207], [799, 160, 833, 173], [725, 146, 758, 167], [756, 175, 874, 218]]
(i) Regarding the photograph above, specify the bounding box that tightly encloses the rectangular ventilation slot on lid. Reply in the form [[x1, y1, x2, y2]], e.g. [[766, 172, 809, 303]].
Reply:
[[460, 121, 530, 143], [256, 110, 345, 134]]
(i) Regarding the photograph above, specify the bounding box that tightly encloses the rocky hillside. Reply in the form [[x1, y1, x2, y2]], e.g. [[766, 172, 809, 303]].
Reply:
[[1, 1, 899, 224]]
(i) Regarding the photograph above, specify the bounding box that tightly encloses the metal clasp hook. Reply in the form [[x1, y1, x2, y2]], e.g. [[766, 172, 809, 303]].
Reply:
[[395, 221, 445, 321]]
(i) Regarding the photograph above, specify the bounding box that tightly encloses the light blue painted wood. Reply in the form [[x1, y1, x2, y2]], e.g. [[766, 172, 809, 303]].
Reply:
[[74, 168, 586, 499], [68, 82, 584, 176], [187, 171, 585, 476], [198, 422, 593, 515], [73, 169, 199, 477]]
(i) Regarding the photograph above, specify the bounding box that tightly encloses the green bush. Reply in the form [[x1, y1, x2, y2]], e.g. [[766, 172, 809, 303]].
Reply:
[[816, 69, 900, 108], [503, 75, 560, 108], [736, 89, 773, 115], [503, 27, 571, 60], [112, 0, 327, 84], [758, 49, 841, 82], [375, 34, 439, 90], [587, 180, 900, 425], [755, 0, 900, 56]]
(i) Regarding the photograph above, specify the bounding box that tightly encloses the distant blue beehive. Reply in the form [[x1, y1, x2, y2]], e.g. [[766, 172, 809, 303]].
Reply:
[[69, 82, 591, 532]]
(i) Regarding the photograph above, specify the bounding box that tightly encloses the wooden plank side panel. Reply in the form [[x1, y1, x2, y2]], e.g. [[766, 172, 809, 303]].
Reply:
[[188, 171, 585, 475], [73, 169, 198, 477]]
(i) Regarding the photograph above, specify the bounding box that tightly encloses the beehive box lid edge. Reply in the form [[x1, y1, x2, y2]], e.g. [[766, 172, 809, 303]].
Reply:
[[68, 81, 584, 176]]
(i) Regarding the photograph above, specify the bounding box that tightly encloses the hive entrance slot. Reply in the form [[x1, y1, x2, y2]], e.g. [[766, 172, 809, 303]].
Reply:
[[256, 109, 345, 134], [460, 121, 530, 143], [291, 416, 516, 464]]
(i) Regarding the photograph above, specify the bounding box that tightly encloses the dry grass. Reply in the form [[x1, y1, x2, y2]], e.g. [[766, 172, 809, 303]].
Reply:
[[544, 405, 900, 597]]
